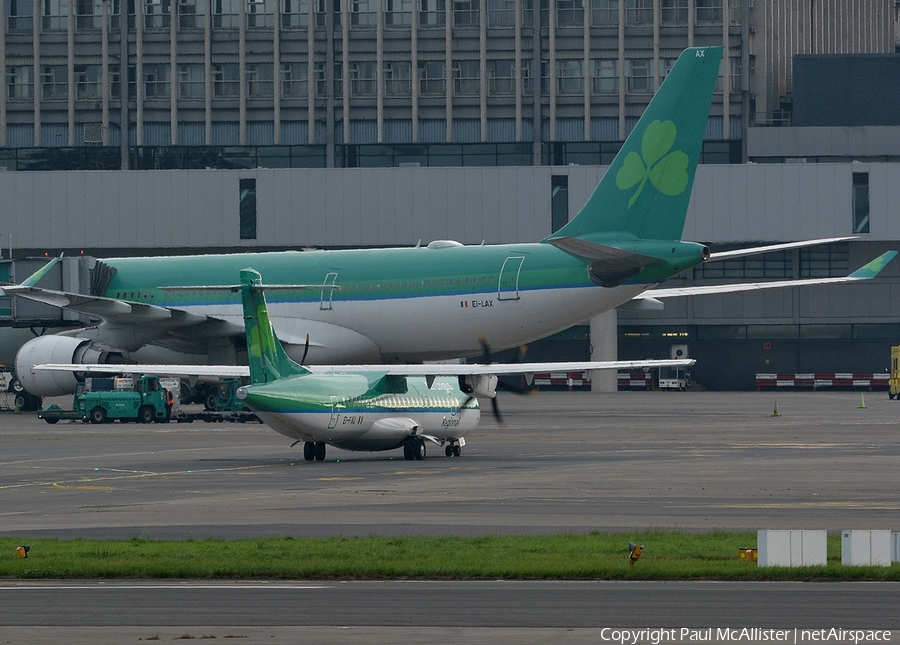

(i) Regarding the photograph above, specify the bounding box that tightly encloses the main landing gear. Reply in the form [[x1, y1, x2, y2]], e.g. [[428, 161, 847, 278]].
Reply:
[[303, 441, 326, 462], [403, 436, 427, 461]]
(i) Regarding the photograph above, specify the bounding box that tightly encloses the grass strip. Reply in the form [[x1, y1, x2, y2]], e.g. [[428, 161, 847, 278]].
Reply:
[[1, 532, 897, 581]]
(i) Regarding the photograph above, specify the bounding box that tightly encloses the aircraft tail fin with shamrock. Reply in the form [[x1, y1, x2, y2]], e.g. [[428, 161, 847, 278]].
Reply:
[[545, 46, 722, 247]]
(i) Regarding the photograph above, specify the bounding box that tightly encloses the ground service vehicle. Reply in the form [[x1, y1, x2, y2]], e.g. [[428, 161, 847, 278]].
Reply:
[[890, 346, 900, 399], [40, 375, 169, 424]]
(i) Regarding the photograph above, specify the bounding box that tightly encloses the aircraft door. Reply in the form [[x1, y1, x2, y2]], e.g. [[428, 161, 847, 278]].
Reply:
[[328, 396, 339, 429], [498, 257, 525, 301], [321, 272, 338, 311]]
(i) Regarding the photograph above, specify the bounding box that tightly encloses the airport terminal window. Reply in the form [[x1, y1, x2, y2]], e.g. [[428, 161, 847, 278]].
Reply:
[[852, 172, 869, 234], [42, 0, 67, 30], [213, 0, 241, 27], [487, 0, 515, 26], [213, 63, 240, 97], [800, 244, 848, 278], [144, 64, 171, 99], [281, 63, 309, 98], [350, 62, 377, 96], [695, 0, 721, 23], [239, 178, 257, 240], [178, 64, 206, 99], [453, 61, 480, 96], [591, 0, 617, 25], [384, 61, 412, 96], [8, 0, 34, 32], [625, 0, 651, 24], [351, 0, 377, 26], [144, 0, 172, 29], [247, 63, 275, 98], [419, 0, 446, 26], [557, 0, 584, 27], [41, 66, 68, 101], [419, 61, 446, 95], [453, 0, 479, 26], [695, 251, 792, 280], [590, 59, 617, 93], [488, 60, 516, 96], [247, 0, 276, 27], [385, 0, 413, 25], [179, 0, 206, 28], [551, 175, 569, 233], [76, 65, 103, 100], [76, 0, 104, 30], [7, 66, 34, 100], [625, 59, 652, 93], [281, 0, 310, 27], [556, 60, 583, 95], [660, 0, 687, 24]]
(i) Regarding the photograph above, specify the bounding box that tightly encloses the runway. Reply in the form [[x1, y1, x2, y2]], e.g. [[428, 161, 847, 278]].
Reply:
[[1, 390, 899, 642]]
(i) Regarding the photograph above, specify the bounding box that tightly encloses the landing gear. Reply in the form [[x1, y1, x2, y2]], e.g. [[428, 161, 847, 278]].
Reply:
[[404, 436, 426, 461], [444, 443, 462, 458], [303, 441, 326, 462]]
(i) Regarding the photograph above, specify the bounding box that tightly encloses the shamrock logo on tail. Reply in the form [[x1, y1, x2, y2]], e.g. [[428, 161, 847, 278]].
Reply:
[[615, 120, 690, 208]]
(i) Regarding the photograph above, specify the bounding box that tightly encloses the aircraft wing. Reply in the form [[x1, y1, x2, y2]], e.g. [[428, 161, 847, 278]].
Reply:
[[34, 358, 693, 379], [2, 285, 212, 324], [641, 250, 897, 299]]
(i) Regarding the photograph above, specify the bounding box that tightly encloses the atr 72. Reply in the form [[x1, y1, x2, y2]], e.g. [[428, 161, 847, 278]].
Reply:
[[7, 46, 896, 401]]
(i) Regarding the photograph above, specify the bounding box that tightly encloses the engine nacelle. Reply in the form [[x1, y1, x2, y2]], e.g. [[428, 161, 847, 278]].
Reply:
[[458, 374, 498, 399], [15, 335, 105, 397]]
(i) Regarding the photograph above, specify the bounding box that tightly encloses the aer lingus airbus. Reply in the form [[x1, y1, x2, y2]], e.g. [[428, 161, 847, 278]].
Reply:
[[36, 267, 696, 461], [8, 46, 896, 400]]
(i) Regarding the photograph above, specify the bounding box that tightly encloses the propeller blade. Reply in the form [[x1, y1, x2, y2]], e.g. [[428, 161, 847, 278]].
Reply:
[[300, 333, 310, 366], [491, 396, 504, 425]]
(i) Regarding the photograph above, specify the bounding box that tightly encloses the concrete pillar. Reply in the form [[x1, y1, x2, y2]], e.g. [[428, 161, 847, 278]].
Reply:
[[590, 309, 617, 393]]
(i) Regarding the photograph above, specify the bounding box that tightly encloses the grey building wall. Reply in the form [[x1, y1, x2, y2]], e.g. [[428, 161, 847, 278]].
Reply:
[[1, 162, 896, 251]]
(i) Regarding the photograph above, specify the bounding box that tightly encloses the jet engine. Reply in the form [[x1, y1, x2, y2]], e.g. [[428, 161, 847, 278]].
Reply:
[[15, 335, 113, 397]]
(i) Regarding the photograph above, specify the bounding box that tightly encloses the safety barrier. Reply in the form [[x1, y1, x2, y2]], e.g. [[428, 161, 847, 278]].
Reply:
[[755, 373, 888, 391]]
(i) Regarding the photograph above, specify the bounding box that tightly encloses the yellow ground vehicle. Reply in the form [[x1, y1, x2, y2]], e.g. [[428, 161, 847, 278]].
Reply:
[[890, 346, 900, 399]]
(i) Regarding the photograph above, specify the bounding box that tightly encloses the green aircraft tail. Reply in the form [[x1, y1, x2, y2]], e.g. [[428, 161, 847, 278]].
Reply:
[[240, 268, 310, 384], [546, 46, 723, 244]]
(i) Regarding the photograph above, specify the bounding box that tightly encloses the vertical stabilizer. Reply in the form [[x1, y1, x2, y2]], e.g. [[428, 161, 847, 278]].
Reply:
[[240, 268, 310, 384], [546, 46, 723, 243]]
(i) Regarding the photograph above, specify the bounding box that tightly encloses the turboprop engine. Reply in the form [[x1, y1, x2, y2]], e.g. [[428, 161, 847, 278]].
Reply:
[[458, 374, 498, 399], [15, 335, 114, 397]]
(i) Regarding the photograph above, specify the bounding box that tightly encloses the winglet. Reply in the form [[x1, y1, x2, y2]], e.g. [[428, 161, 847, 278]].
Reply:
[[20, 253, 63, 288], [847, 250, 897, 279]]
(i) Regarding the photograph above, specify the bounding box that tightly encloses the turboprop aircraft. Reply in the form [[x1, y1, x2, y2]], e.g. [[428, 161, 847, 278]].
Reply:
[[36, 267, 695, 461], [6, 45, 896, 402]]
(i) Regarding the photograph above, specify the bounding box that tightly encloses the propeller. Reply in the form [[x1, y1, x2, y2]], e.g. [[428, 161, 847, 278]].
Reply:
[[300, 333, 310, 366], [459, 336, 532, 426]]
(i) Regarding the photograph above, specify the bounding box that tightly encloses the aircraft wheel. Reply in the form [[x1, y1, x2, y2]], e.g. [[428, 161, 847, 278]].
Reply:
[[414, 437, 426, 460], [314, 442, 326, 461], [303, 441, 315, 461], [14, 394, 27, 410], [403, 438, 416, 460], [452, 444, 461, 457], [90, 406, 107, 424], [445, 445, 453, 457]]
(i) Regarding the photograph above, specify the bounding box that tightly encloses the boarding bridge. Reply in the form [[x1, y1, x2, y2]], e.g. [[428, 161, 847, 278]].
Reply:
[[0, 256, 100, 367]]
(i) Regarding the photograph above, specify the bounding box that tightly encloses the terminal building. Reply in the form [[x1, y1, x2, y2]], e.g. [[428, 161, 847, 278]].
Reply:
[[0, 0, 899, 390]]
